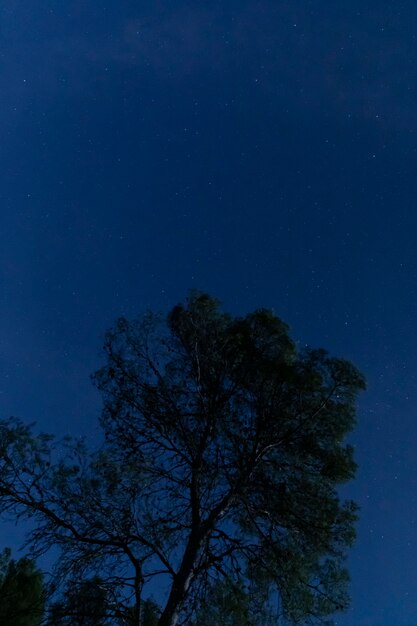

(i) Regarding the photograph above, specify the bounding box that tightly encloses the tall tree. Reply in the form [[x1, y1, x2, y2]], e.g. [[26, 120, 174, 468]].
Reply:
[[0, 548, 44, 626], [0, 292, 365, 626]]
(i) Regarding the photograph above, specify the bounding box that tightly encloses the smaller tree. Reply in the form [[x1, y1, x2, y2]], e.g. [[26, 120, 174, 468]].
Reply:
[[47, 577, 109, 625], [141, 600, 160, 626], [47, 578, 161, 626], [0, 548, 44, 626]]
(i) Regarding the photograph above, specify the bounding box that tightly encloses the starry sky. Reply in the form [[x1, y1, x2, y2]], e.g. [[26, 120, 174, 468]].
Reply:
[[1, 1, 417, 624]]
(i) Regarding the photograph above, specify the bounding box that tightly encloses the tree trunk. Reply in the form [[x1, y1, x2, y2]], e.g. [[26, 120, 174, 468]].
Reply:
[[128, 562, 143, 626], [158, 531, 202, 626]]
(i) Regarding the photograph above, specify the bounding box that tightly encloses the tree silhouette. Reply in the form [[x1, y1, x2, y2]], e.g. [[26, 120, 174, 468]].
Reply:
[[0, 292, 365, 626], [0, 549, 44, 625], [47, 577, 109, 625]]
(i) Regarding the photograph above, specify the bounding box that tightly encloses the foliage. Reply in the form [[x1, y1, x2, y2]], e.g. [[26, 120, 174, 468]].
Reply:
[[0, 548, 44, 626], [0, 292, 365, 626], [191, 576, 276, 626]]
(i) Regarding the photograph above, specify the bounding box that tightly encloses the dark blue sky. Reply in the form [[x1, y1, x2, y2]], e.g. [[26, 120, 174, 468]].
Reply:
[[1, 1, 417, 623]]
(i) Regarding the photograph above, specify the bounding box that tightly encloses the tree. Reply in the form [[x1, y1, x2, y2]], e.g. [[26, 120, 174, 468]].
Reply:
[[47, 578, 160, 626], [47, 577, 109, 625], [0, 292, 365, 626], [0, 548, 44, 625], [141, 600, 160, 626]]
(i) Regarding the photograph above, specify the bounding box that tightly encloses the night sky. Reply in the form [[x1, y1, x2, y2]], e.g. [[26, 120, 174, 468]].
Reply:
[[1, 1, 416, 624]]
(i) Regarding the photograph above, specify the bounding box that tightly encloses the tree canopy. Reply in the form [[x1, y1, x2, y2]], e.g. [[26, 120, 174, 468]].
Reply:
[[0, 292, 365, 626]]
